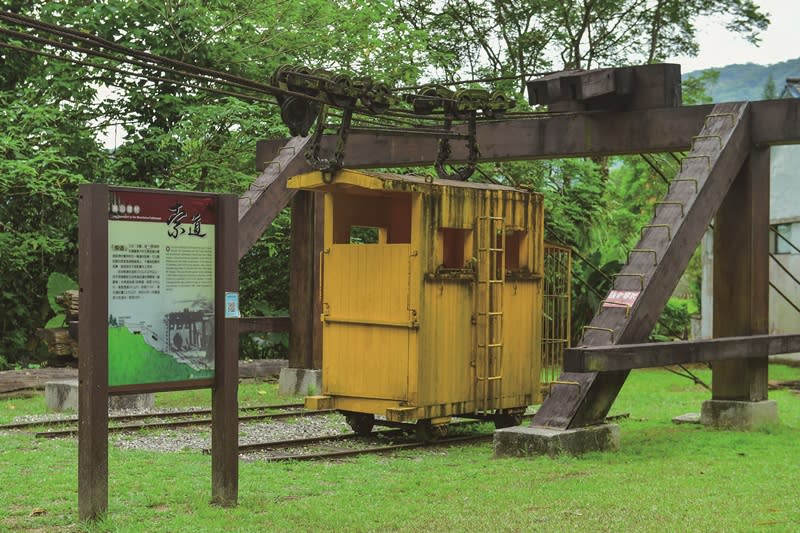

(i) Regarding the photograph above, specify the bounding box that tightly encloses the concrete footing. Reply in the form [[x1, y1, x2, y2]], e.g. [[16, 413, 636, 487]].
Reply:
[[278, 368, 322, 397], [700, 399, 778, 430], [45, 379, 154, 412], [493, 423, 620, 458]]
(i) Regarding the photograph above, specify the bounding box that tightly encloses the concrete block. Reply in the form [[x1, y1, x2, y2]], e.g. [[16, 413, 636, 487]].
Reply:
[[493, 423, 620, 458], [45, 380, 80, 412], [109, 392, 155, 411], [45, 379, 154, 413], [278, 368, 322, 397], [700, 399, 778, 430]]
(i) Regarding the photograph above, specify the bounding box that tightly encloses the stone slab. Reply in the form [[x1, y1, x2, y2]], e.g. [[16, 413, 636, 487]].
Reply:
[[493, 423, 620, 458], [238, 359, 288, 380], [45, 379, 154, 413], [278, 368, 322, 397], [672, 412, 701, 425], [700, 399, 778, 430], [770, 353, 800, 368]]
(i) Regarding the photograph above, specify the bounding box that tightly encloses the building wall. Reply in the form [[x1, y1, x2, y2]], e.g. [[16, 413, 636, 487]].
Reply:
[[700, 145, 800, 338]]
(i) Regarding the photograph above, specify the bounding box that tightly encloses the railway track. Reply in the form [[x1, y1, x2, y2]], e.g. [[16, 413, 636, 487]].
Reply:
[[6, 404, 629, 461], [238, 433, 495, 462], [226, 412, 630, 462], [0, 402, 332, 438], [227, 417, 529, 462]]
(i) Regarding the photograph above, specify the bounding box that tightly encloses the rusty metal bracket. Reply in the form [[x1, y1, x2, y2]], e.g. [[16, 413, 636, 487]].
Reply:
[[680, 154, 711, 171], [669, 178, 698, 194], [581, 326, 615, 344], [628, 248, 658, 266], [612, 273, 645, 291], [641, 224, 672, 240], [691, 134, 722, 150], [655, 201, 685, 218], [704, 112, 736, 128]]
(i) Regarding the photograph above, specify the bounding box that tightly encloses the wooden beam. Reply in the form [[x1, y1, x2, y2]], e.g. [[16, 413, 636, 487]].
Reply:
[[238, 135, 312, 259], [257, 105, 711, 170], [78, 184, 109, 520], [255, 100, 800, 173], [564, 334, 800, 372], [711, 147, 770, 401], [241, 99, 800, 259], [211, 194, 239, 507], [288, 191, 324, 369], [533, 102, 753, 429], [237, 316, 290, 334], [527, 64, 681, 112]]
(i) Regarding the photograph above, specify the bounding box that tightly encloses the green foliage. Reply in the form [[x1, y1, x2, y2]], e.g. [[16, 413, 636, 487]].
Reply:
[[46, 272, 77, 315], [397, 0, 769, 83], [1, 0, 430, 364], [682, 69, 720, 105], [651, 297, 696, 341]]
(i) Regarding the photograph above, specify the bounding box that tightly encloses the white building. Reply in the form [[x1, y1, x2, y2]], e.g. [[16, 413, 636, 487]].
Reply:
[[701, 78, 800, 338]]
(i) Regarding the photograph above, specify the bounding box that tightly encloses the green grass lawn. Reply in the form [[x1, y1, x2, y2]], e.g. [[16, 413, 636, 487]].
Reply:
[[1, 366, 800, 532]]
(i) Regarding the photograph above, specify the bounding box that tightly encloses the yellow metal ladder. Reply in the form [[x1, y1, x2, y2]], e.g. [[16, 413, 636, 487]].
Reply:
[[476, 212, 505, 412]]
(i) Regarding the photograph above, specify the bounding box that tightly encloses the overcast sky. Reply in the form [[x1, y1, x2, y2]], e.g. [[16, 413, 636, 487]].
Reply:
[[668, 0, 800, 73]]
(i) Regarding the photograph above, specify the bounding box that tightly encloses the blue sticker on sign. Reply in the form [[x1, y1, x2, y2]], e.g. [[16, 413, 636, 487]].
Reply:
[[224, 292, 240, 318]]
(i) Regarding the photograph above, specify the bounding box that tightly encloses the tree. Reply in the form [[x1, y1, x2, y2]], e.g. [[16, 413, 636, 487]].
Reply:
[[762, 72, 777, 100], [0, 0, 431, 364], [397, 0, 768, 87]]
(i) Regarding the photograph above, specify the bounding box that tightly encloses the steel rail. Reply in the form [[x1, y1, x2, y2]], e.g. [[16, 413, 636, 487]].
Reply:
[[254, 434, 493, 462], [32, 407, 329, 439], [1, 402, 304, 431]]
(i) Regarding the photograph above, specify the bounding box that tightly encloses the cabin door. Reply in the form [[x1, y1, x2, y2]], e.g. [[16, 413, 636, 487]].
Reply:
[[321, 243, 413, 400]]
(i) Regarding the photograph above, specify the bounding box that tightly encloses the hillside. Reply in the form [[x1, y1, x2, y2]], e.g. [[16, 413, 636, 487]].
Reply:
[[684, 57, 800, 102]]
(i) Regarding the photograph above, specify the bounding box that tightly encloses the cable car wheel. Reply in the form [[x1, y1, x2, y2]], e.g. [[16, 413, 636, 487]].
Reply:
[[343, 412, 375, 436], [415, 419, 449, 442]]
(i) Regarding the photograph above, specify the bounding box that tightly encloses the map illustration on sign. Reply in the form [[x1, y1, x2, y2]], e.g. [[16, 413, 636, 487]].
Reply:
[[107, 190, 216, 387]]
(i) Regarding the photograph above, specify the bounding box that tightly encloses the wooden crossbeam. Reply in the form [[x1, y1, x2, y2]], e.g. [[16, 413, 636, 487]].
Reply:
[[564, 334, 800, 372], [255, 100, 800, 173], [237, 316, 290, 334]]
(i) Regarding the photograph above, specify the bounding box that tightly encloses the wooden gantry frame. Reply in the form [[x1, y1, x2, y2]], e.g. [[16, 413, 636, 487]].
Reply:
[[241, 65, 800, 432]]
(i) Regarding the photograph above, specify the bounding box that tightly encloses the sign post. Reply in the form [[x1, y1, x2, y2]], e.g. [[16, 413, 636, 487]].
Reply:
[[78, 184, 239, 519]]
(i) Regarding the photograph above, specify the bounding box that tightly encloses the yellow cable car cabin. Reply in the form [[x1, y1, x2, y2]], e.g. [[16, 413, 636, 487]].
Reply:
[[287, 169, 545, 438]]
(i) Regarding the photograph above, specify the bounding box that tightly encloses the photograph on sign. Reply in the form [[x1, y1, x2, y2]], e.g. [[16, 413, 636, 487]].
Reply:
[[107, 190, 216, 387]]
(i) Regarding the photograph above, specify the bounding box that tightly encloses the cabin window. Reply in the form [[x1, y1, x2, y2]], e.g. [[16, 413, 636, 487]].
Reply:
[[331, 192, 412, 244], [441, 228, 471, 269], [504, 231, 527, 271]]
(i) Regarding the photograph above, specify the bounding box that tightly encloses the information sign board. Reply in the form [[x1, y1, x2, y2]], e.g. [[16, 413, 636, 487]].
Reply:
[[107, 190, 217, 387]]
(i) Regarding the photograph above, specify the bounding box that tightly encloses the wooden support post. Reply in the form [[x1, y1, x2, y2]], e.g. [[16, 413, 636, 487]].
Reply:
[[712, 148, 770, 400], [289, 191, 324, 369], [211, 194, 239, 506], [78, 184, 109, 520]]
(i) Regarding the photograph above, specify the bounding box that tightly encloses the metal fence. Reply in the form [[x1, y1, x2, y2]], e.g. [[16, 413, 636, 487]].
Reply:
[[540, 243, 571, 398]]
